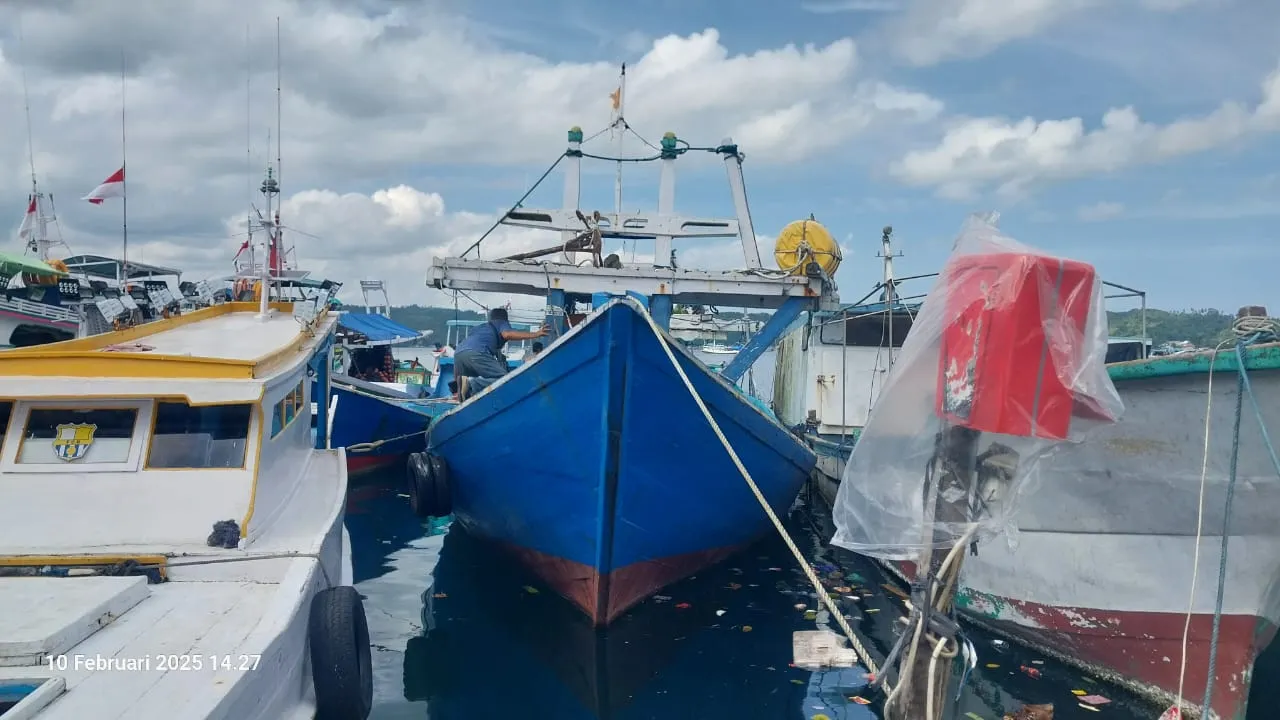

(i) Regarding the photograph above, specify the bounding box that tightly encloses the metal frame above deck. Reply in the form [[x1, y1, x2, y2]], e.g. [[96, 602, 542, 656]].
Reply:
[[429, 257, 840, 311]]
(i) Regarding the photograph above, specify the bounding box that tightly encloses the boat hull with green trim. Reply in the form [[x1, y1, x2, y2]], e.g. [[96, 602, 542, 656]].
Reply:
[[802, 339, 1280, 719]]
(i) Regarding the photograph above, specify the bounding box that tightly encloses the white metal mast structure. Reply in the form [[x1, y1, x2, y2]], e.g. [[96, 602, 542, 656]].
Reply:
[[16, 23, 68, 264], [256, 18, 283, 318]]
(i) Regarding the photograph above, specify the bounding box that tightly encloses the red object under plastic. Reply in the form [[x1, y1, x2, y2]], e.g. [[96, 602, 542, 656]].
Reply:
[[935, 252, 1097, 440]]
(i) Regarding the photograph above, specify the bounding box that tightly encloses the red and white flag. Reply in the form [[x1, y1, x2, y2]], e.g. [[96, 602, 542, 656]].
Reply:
[[232, 239, 250, 260], [83, 167, 125, 204], [16, 196, 36, 242]]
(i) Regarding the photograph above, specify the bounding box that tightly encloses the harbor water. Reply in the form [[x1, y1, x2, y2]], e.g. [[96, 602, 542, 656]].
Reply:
[[366, 347, 1277, 719]]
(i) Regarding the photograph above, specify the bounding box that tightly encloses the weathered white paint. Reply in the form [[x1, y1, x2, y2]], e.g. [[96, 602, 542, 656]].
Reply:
[[772, 317, 894, 436], [0, 308, 356, 720]]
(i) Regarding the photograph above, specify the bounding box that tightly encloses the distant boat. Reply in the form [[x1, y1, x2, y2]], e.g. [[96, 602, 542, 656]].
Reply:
[[700, 342, 740, 355]]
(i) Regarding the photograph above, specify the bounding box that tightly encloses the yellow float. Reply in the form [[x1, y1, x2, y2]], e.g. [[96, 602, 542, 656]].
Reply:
[[773, 216, 841, 276]]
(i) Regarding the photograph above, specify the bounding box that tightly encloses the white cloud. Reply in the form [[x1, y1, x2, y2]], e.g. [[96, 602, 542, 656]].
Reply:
[[890, 62, 1280, 198], [1077, 201, 1124, 221], [0, 1, 943, 307], [887, 0, 1207, 67]]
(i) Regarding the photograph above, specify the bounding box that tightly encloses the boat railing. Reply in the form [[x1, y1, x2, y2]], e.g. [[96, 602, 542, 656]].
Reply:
[[0, 295, 79, 324]]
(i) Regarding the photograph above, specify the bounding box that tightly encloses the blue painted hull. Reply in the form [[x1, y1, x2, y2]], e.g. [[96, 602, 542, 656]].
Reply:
[[329, 380, 440, 476], [427, 298, 816, 625]]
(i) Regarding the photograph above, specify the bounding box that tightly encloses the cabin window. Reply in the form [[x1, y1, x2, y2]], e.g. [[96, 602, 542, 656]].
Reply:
[[0, 402, 11, 450], [18, 408, 138, 464], [146, 402, 252, 469], [820, 312, 914, 348], [271, 379, 305, 439]]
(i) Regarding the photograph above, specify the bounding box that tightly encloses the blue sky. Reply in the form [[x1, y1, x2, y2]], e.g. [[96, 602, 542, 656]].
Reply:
[[2, 0, 1278, 312]]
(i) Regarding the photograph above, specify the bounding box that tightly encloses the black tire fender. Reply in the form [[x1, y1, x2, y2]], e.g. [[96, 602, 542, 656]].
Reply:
[[309, 585, 373, 720]]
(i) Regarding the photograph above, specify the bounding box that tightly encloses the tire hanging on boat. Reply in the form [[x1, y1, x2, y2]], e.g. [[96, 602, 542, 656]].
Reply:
[[406, 451, 451, 518], [308, 585, 374, 720]]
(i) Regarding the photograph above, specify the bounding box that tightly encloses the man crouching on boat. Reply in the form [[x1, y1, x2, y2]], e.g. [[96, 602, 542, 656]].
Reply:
[[454, 307, 547, 399]]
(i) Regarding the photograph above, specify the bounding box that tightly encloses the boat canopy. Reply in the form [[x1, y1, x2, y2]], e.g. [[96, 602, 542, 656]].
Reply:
[[0, 250, 68, 278], [338, 312, 424, 347], [61, 254, 182, 280]]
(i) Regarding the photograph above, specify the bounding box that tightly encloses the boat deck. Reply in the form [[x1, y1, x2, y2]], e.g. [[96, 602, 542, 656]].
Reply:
[[105, 310, 306, 362], [0, 577, 308, 720], [0, 302, 335, 383]]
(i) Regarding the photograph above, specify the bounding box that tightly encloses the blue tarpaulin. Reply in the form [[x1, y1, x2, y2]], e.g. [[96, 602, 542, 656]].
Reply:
[[338, 312, 424, 346]]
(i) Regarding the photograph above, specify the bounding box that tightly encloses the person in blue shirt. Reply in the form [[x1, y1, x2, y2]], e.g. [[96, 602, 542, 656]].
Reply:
[[454, 308, 547, 399]]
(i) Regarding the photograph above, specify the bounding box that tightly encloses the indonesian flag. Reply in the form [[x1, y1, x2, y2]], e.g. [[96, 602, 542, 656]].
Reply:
[[16, 196, 36, 242], [232, 239, 250, 260], [83, 167, 125, 204]]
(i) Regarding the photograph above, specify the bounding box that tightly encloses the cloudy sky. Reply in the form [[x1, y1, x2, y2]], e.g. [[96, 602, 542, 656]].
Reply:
[[1, 0, 1278, 313]]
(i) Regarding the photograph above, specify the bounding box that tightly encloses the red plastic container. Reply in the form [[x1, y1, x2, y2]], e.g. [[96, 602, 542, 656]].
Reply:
[[935, 252, 1098, 440]]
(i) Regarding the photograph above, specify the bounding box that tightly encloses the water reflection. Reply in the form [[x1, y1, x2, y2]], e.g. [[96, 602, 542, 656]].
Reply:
[[351, 478, 1169, 720]]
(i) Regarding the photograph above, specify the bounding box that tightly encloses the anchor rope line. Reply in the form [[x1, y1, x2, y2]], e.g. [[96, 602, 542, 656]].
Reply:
[[633, 301, 888, 694], [1174, 313, 1279, 719]]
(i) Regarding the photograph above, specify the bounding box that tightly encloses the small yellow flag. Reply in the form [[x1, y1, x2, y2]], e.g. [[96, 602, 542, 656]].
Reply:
[[609, 87, 621, 111]]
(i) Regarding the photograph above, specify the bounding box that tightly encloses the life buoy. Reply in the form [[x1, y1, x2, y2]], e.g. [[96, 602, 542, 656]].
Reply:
[[308, 586, 373, 719]]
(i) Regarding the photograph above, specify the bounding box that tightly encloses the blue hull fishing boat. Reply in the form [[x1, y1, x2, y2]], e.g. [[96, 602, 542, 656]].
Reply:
[[409, 69, 839, 624], [426, 297, 815, 623]]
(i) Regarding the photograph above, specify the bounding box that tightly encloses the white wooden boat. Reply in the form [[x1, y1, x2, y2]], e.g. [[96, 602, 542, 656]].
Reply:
[[0, 299, 371, 719]]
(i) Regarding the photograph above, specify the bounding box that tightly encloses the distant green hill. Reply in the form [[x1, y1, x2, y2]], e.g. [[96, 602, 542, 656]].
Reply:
[[378, 303, 1242, 350], [1106, 308, 1236, 347]]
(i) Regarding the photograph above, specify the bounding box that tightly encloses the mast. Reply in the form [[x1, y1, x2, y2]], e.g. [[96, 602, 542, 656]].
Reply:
[[120, 51, 129, 289], [880, 226, 897, 356], [18, 19, 56, 262], [611, 63, 626, 260], [245, 24, 254, 277], [274, 16, 283, 284]]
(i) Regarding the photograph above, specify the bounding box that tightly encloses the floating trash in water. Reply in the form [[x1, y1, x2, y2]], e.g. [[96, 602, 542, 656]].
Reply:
[[432, 592, 447, 598], [742, 625, 753, 632], [1019, 665, 1041, 679], [522, 585, 539, 595], [803, 609, 817, 620], [794, 603, 807, 610], [833, 585, 852, 593], [728, 582, 742, 590], [675, 602, 691, 609], [849, 696, 870, 705], [716, 609, 726, 616], [653, 595, 672, 603], [1080, 695, 1110, 706]]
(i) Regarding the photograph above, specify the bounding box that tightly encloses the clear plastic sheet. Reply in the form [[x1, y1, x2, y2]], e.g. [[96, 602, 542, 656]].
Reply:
[[830, 215, 1125, 560]]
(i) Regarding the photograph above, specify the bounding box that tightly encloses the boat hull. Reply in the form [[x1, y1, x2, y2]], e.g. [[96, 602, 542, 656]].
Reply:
[[328, 378, 438, 477], [428, 299, 816, 625], [812, 347, 1280, 719]]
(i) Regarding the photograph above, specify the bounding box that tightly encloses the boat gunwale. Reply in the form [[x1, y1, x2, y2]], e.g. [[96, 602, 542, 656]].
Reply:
[[0, 302, 336, 381], [430, 296, 815, 460]]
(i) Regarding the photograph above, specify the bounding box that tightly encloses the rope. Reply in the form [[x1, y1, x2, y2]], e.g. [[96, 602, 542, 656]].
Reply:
[[1174, 313, 1280, 718], [346, 427, 431, 454], [631, 300, 887, 694], [460, 153, 566, 259]]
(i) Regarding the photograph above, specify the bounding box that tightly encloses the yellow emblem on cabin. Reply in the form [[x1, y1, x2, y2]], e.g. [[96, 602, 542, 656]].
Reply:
[[52, 423, 97, 462]]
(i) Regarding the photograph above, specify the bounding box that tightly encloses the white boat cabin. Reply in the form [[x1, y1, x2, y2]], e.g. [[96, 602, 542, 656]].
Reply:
[[0, 301, 336, 554], [773, 303, 915, 437], [0, 301, 369, 720]]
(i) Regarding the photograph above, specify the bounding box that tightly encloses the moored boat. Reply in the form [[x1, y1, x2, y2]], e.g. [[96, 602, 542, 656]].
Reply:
[[422, 296, 815, 624], [809, 218, 1280, 719], [0, 297, 372, 720], [409, 93, 836, 624]]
